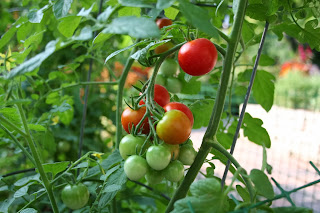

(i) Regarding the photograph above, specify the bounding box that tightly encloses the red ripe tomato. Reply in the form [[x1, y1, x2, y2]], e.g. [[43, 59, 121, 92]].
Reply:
[[156, 110, 192, 145], [156, 18, 173, 29], [164, 102, 194, 126], [178, 38, 218, 76], [121, 107, 149, 134], [139, 84, 170, 107]]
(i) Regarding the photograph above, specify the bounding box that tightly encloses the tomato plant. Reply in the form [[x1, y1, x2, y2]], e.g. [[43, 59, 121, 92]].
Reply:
[[119, 134, 147, 159], [178, 144, 197, 165], [154, 41, 174, 54], [156, 110, 192, 145], [124, 155, 148, 181], [159, 58, 178, 76], [163, 143, 180, 160], [61, 183, 90, 210], [57, 141, 71, 153], [146, 145, 171, 170], [121, 106, 149, 134], [164, 160, 185, 182], [145, 169, 164, 185], [178, 38, 218, 76], [139, 84, 170, 107], [166, 77, 182, 93], [163, 102, 194, 126], [156, 18, 173, 29]]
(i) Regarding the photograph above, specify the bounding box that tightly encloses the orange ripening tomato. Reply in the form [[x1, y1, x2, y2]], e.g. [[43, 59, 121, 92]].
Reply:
[[121, 106, 149, 134]]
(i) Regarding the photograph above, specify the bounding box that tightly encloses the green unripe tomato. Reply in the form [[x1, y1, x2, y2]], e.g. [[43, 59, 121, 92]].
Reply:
[[163, 143, 180, 160], [155, 73, 166, 86], [159, 58, 178, 76], [145, 168, 164, 185], [178, 145, 197, 165], [61, 183, 90, 210], [124, 155, 148, 181], [58, 141, 71, 153], [166, 77, 182, 93], [164, 160, 185, 182], [119, 134, 147, 160], [146, 145, 171, 170]]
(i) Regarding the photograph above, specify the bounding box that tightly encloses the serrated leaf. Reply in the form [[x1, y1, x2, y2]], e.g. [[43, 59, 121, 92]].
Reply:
[[216, 132, 233, 149], [118, 0, 156, 8], [28, 5, 49, 23], [189, 99, 214, 129], [42, 161, 69, 178], [14, 174, 40, 186], [242, 113, 271, 148], [53, 0, 73, 19], [6, 40, 57, 79], [102, 16, 160, 39], [252, 70, 275, 112], [104, 40, 146, 64], [50, 101, 71, 113], [20, 208, 38, 213], [104, 184, 122, 193], [58, 16, 82, 37], [98, 166, 127, 208], [250, 169, 274, 199], [178, 0, 218, 38], [0, 17, 27, 51], [190, 178, 221, 197], [157, 0, 175, 10], [28, 124, 46, 132], [164, 7, 179, 20]]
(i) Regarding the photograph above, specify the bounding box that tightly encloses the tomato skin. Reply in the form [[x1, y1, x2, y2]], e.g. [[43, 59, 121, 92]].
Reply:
[[159, 58, 178, 76], [145, 168, 164, 185], [139, 84, 170, 107], [163, 143, 180, 160], [156, 110, 192, 145], [178, 38, 218, 76], [166, 78, 182, 93], [119, 135, 146, 160], [155, 74, 166, 86], [121, 107, 149, 134], [163, 102, 194, 126], [58, 141, 71, 153], [178, 144, 197, 165], [146, 145, 171, 170], [124, 155, 148, 181], [156, 18, 173, 29], [61, 183, 90, 210], [164, 160, 185, 182], [155, 42, 174, 54]]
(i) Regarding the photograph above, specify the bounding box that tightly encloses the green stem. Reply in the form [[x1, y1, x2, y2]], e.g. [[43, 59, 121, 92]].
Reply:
[[115, 45, 139, 148], [16, 103, 59, 213], [0, 124, 35, 165], [165, 0, 248, 211], [0, 114, 27, 137]]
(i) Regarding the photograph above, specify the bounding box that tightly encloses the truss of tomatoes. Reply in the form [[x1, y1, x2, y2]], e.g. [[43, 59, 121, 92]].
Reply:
[[120, 84, 197, 184]]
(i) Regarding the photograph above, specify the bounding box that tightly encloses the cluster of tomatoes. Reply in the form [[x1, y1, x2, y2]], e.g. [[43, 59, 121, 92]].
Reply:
[[120, 83, 197, 184]]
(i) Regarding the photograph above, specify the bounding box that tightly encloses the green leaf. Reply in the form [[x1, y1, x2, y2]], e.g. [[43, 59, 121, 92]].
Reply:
[[42, 161, 69, 178], [14, 183, 32, 198], [272, 207, 313, 213], [164, 7, 179, 20], [179, 74, 201, 95], [46, 92, 60, 105], [178, 0, 218, 38], [246, 3, 278, 21], [252, 70, 275, 112], [0, 198, 15, 213], [243, 113, 271, 148], [93, 32, 112, 45], [28, 5, 49, 23], [6, 40, 58, 79], [118, 7, 141, 17], [28, 124, 46, 132], [252, 54, 275, 66], [0, 107, 22, 127], [250, 169, 274, 199], [50, 101, 71, 113], [190, 178, 221, 196], [157, 0, 175, 10], [172, 194, 229, 213], [0, 17, 27, 50], [118, 0, 156, 8], [102, 16, 160, 38], [97, 6, 116, 22], [216, 132, 233, 149], [58, 16, 82, 37], [72, 26, 92, 41], [20, 208, 38, 213], [35, 130, 56, 154], [53, 0, 73, 19], [98, 166, 127, 208], [24, 30, 45, 48], [236, 185, 250, 202], [189, 99, 214, 129], [14, 174, 40, 186], [77, 4, 94, 17]]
